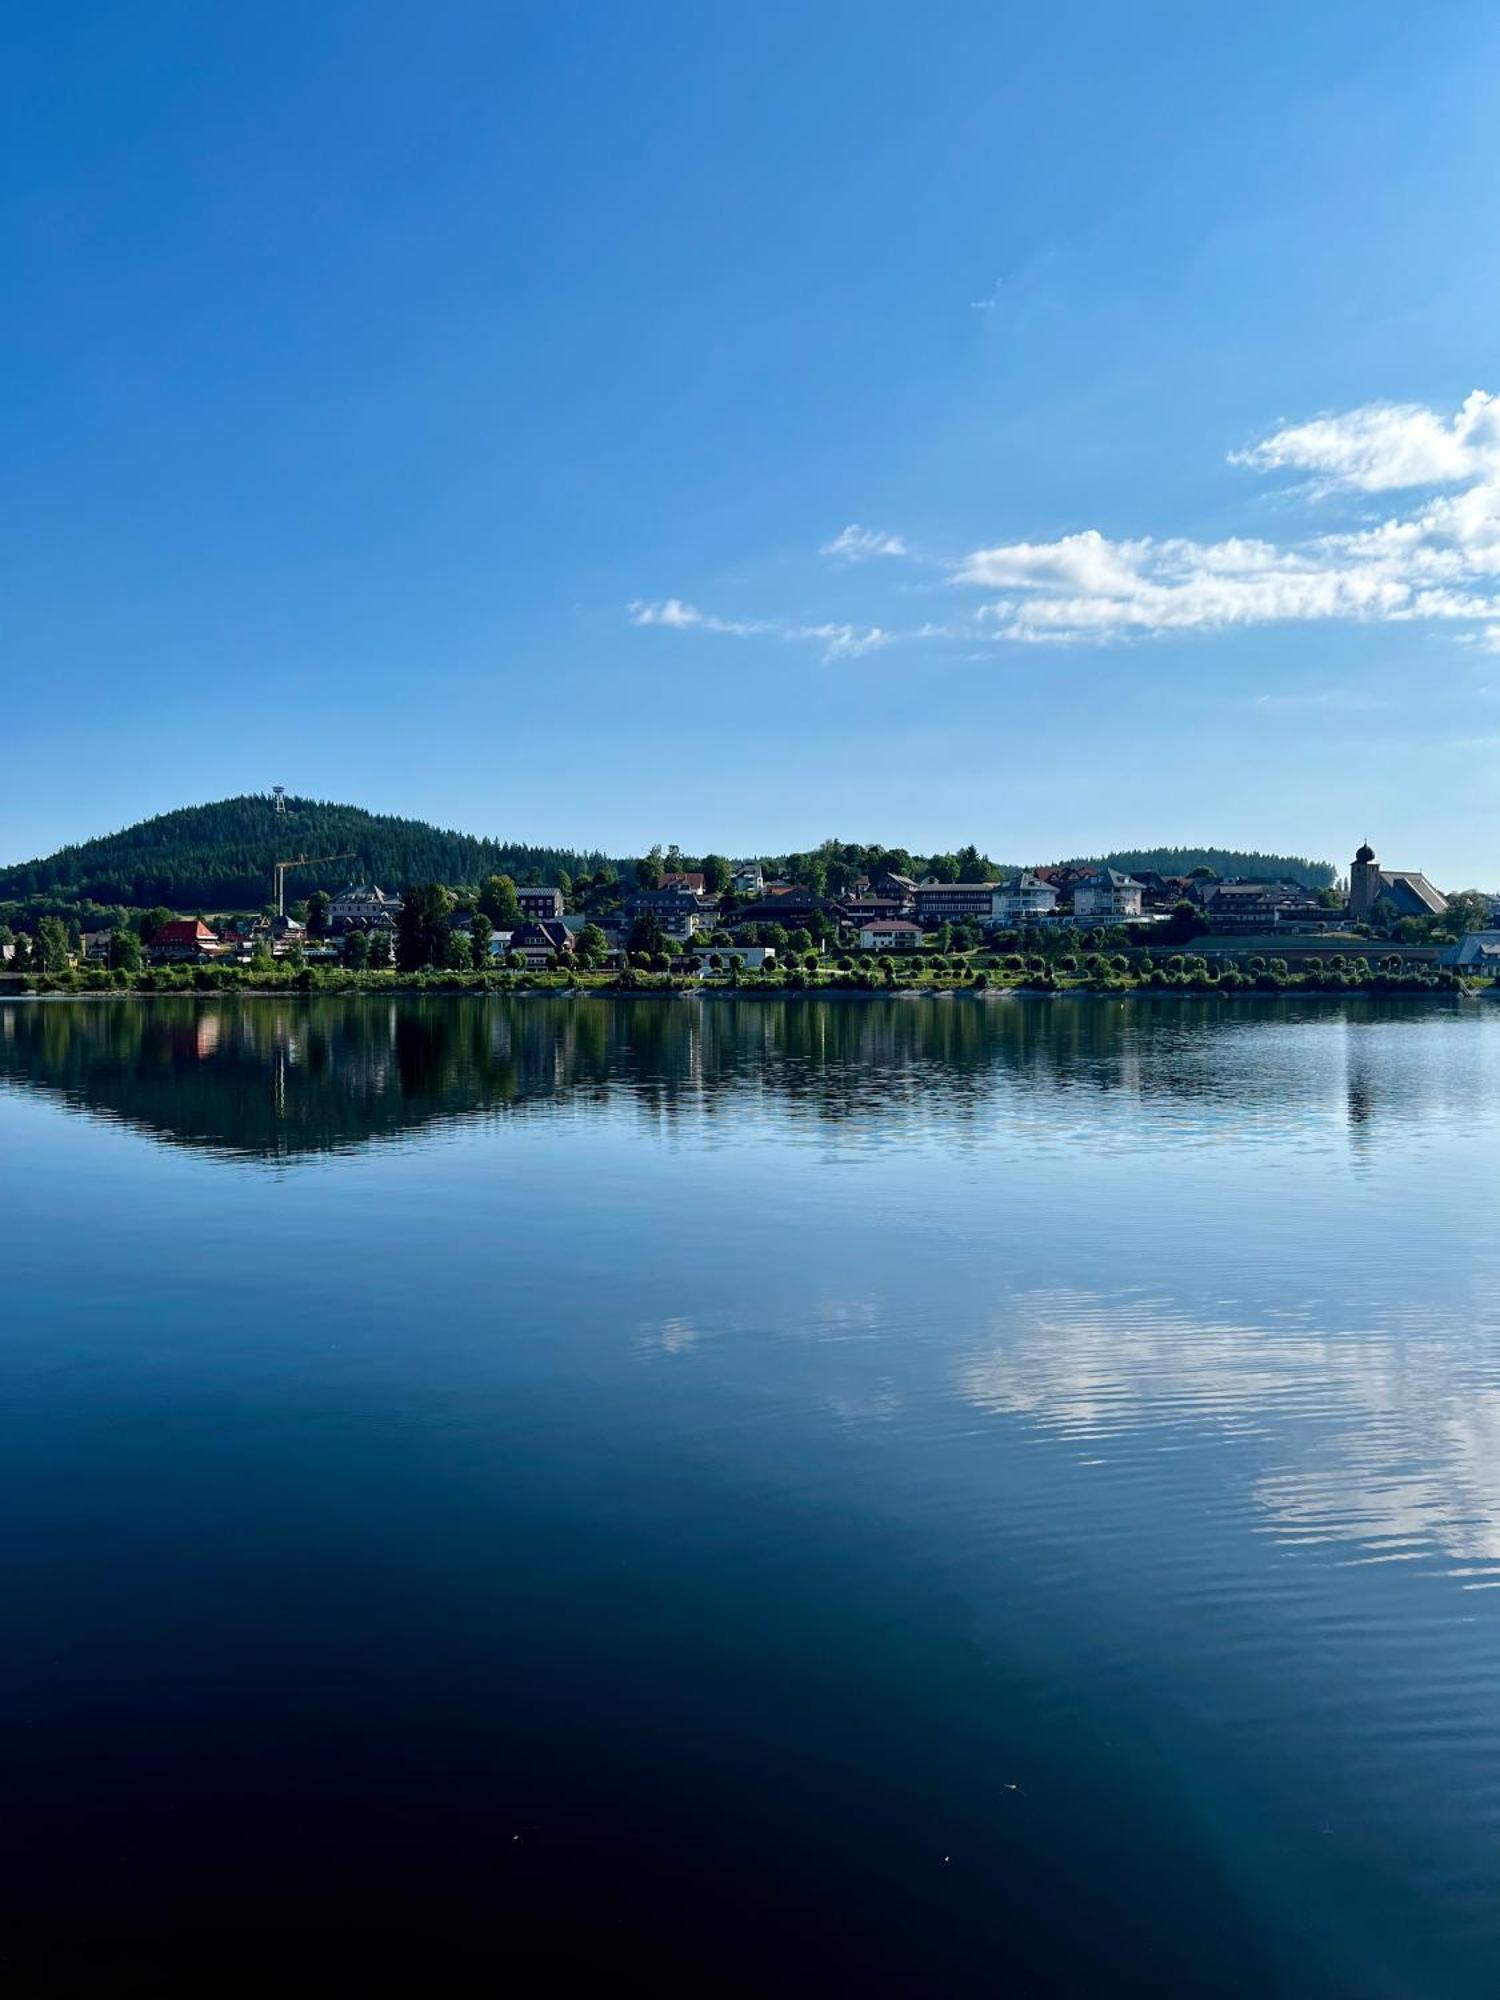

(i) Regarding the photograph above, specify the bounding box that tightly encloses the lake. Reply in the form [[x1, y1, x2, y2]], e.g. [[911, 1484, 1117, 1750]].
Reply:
[[2, 992, 1499, 1994]]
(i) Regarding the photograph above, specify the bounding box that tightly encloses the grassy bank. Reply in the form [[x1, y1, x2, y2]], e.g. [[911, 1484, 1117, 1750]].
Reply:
[[1, 960, 1482, 1000]]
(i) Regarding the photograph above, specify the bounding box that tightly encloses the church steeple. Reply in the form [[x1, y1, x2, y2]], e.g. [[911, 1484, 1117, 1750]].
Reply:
[[1349, 840, 1382, 919]]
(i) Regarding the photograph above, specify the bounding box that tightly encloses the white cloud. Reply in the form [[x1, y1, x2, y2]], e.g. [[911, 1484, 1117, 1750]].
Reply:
[[632, 391, 1500, 653], [628, 598, 766, 637], [1232, 390, 1500, 493], [803, 622, 889, 658], [820, 523, 909, 561], [956, 391, 1500, 643]]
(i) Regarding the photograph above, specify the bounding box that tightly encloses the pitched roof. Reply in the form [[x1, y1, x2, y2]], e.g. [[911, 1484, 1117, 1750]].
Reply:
[[1441, 930, 1500, 966], [1379, 870, 1447, 916], [509, 920, 572, 949], [152, 919, 216, 945]]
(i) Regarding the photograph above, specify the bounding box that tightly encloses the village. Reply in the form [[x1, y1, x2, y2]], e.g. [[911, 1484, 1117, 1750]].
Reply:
[[34, 838, 1493, 985]]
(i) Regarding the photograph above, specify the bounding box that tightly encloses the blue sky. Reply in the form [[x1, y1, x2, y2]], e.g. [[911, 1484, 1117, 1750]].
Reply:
[[6, 1, 1500, 883]]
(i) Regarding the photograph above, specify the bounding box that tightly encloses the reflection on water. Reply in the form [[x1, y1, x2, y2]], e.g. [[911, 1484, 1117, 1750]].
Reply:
[[4, 993, 1500, 1993], [0, 991, 1490, 1160], [962, 1289, 1500, 1575]]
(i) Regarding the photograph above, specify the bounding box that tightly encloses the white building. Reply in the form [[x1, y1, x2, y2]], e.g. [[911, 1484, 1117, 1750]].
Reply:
[[993, 873, 1059, 924], [330, 884, 401, 931], [859, 919, 922, 951], [730, 861, 765, 896], [1072, 869, 1143, 922]]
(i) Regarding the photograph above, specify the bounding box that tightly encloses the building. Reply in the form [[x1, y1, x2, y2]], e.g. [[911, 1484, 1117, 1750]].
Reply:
[[515, 886, 565, 921], [838, 896, 908, 925], [734, 893, 832, 930], [865, 871, 918, 905], [1071, 869, 1144, 922], [624, 888, 711, 940], [78, 930, 115, 962], [329, 884, 401, 932], [1130, 870, 1195, 911], [1193, 933, 1441, 969], [1347, 842, 1447, 922], [730, 862, 765, 897], [1438, 930, 1500, 972], [858, 918, 922, 951], [912, 882, 1002, 924], [149, 919, 222, 962], [1199, 879, 1326, 927], [506, 920, 574, 967], [660, 871, 706, 895], [686, 945, 776, 971], [993, 873, 1059, 924]]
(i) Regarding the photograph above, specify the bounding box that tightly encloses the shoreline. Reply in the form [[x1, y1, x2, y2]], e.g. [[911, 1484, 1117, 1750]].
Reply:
[[0, 981, 1487, 1005]]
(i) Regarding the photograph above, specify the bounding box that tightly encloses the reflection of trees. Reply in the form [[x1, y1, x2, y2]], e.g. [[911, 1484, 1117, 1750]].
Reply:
[[0, 993, 1469, 1164]]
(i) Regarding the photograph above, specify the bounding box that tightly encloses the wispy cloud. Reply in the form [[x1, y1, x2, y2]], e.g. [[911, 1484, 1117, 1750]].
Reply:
[[1252, 687, 1391, 715], [628, 598, 888, 661], [628, 597, 764, 637], [820, 523, 909, 561]]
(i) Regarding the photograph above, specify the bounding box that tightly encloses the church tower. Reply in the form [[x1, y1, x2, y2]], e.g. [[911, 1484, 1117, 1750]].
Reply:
[[1348, 841, 1382, 921]]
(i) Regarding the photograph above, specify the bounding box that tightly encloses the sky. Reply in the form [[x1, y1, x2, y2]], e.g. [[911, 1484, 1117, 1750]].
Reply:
[[6, 0, 1500, 884]]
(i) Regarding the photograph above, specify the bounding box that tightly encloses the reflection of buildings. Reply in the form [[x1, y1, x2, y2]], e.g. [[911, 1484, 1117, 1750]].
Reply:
[[0, 990, 1483, 1167]]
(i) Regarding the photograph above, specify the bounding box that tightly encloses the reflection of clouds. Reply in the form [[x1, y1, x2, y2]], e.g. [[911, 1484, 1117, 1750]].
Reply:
[[828, 1379, 902, 1425], [959, 1290, 1500, 1579], [1257, 1392, 1500, 1579], [636, 1316, 702, 1357]]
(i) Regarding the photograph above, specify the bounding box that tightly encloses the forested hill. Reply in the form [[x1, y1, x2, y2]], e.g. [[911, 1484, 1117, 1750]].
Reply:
[[0, 796, 613, 911], [1, 797, 1341, 913], [1069, 847, 1337, 888]]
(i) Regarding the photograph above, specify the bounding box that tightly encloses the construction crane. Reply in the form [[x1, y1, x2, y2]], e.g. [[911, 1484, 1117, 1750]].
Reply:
[[273, 853, 355, 918]]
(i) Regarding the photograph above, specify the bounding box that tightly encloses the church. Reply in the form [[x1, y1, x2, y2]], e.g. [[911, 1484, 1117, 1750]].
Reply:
[[1347, 842, 1447, 922]]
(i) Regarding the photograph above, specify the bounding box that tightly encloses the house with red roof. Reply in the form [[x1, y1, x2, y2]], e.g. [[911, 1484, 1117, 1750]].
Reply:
[[149, 919, 222, 963]]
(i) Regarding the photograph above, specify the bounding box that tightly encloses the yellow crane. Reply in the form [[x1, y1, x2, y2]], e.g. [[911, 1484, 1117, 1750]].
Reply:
[[273, 853, 355, 918]]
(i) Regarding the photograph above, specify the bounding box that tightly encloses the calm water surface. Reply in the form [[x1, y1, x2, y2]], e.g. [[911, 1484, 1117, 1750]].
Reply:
[[2, 994, 1499, 1994]]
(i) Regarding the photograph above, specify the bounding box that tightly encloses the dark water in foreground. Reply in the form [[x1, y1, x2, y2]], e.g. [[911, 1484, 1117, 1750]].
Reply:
[[2, 993, 1500, 1995]]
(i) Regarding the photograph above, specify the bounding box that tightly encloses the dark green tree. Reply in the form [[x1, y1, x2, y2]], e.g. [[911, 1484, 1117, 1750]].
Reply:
[[396, 884, 454, 970], [367, 930, 393, 969], [342, 928, 370, 969], [469, 913, 494, 968], [35, 916, 71, 973], [628, 911, 667, 957], [108, 929, 143, 972], [306, 890, 332, 938], [477, 874, 521, 926]]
